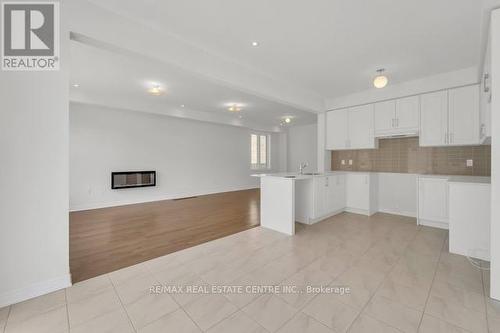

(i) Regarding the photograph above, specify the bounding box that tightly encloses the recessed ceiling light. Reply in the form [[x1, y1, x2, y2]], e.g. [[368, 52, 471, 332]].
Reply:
[[148, 84, 163, 96], [228, 104, 242, 112], [373, 69, 388, 89], [72, 83, 80, 88], [251, 41, 259, 47], [284, 117, 291, 123], [180, 104, 185, 108], [238, 115, 243, 119]]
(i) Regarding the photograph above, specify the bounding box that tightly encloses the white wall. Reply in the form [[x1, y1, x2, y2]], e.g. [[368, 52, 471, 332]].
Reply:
[[490, 8, 500, 301], [286, 123, 318, 173], [0, 6, 70, 307], [69, 103, 282, 211]]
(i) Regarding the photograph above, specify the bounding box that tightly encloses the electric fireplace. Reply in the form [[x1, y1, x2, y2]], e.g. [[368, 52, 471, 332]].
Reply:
[[111, 171, 156, 189]]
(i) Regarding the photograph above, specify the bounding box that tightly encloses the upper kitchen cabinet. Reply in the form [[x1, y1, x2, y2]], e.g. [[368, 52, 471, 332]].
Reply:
[[326, 108, 349, 150], [374, 100, 396, 135], [348, 104, 376, 149], [448, 85, 479, 146], [326, 105, 376, 150], [395, 96, 420, 133], [420, 90, 448, 146], [374, 96, 419, 137], [420, 85, 479, 147]]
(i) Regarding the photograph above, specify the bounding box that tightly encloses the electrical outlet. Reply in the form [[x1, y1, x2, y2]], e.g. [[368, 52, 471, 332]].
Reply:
[[349, 159, 353, 165], [466, 159, 473, 167], [341, 160, 346, 165]]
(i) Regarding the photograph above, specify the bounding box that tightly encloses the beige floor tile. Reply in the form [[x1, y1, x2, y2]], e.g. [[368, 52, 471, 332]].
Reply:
[[70, 308, 133, 333], [109, 262, 152, 286], [302, 293, 359, 332], [349, 314, 401, 333], [306, 251, 355, 280], [124, 291, 179, 329], [67, 288, 122, 328], [66, 274, 113, 304], [242, 295, 297, 332], [276, 312, 330, 333], [183, 293, 237, 331], [8, 290, 65, 324], [430, 279, 485, 313], [376, 279, 428, 311], [138, 309, 201, 333], [333, 266, 385, 309], [114, 273, 158, 305], [489, 316, 500, 333], [418, 314, 471, 333], [5, 305, 68, 333], [0, 306, 9, 332], [425, 294, 487, 333], [207, 311, 266, 333], [364, 295, 422, 333], [278, 264, 333, 309], [487, 298, 500, 319]]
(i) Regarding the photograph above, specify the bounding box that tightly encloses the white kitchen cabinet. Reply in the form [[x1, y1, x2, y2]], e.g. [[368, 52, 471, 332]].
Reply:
[[480, 35, 492, 143], [326, 109, 349, 150], [419, 90, 448, 146], [395, 95, 419, 132], [326, 105, 376, 150], [374, 100, 396, 134], [295, 174, 346, 224], [448, 85, 480, 146], [327, 174, 346, 213], [417, 177, 449, 229], [348, 104, 376, 149], [374, 96, 419, 137], [420, 85, 480, 147], [345, 173, 378, 215]]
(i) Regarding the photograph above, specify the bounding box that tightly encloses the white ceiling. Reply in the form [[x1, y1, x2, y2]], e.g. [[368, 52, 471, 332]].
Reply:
[[70, 41, 317, 131], [87, 0, 496, 98]]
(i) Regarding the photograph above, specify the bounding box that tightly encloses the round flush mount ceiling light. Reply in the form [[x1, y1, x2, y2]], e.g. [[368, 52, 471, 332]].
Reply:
[[284, 117, 291, 123], [228, 104, 242, 112], [251, 41, 259, 47], [148, 84, 163, 96], [72, 83, 80, 88], [373, 69, 388, 89]]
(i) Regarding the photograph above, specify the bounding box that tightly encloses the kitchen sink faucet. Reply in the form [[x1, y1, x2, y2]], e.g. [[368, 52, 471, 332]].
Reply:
[[299, 162, 308, 175]]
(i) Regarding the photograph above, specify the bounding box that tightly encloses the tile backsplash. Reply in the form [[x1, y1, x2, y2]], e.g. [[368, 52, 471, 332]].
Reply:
[[331, 137, 491, 176]]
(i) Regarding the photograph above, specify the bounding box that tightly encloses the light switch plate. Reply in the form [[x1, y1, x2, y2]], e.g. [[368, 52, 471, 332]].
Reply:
[[466, 159, 473, 167], [349, 160, 353, 165]]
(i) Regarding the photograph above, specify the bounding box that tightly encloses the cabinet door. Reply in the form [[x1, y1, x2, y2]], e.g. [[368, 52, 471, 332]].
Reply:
[[313, 177, 327, 218], [326, 109, 348, 150], [448, 85, 480, 145], [418, 178, 448, 224], [348, 104, 375, 149], [330, 175, 346, 212], [374, 100, 395, 135], [419, 90, 448, 147], [346, 173, 369, 211], [395, 95, 419, 131]]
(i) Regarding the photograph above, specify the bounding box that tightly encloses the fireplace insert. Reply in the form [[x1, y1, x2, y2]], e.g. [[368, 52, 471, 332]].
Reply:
[[111, 171, 156, 189]]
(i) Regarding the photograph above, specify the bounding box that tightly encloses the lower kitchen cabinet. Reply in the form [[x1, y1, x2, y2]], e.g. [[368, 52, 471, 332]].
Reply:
[[417, 176, 449, 229], [345, 173, 378, 216]]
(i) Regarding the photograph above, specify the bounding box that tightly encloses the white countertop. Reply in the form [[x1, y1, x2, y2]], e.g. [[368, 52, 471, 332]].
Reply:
[[448, 176, 491, 184], [253, 171, 490, 184]]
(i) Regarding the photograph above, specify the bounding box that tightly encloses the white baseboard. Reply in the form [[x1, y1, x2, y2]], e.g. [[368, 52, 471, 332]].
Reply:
[[307, 208, 345, 224], [418, 218, 449, 230], [378, 208, 417, 218], [70, 185, 259, 212], [0, 274, 72, 308], [344, 207, 372, 216]]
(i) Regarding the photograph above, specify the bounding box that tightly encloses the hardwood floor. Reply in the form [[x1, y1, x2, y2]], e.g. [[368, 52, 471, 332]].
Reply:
[[69, 189, 260, 283]]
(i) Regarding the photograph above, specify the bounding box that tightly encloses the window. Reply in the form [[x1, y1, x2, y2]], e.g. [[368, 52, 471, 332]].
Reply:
[[251, 133, 270, 169]]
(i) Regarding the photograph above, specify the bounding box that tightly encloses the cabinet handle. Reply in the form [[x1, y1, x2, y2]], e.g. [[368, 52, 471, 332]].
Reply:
[[484, 73, 490, 93], [445, 131, 448, 144], [450, 132, 453, 144]]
